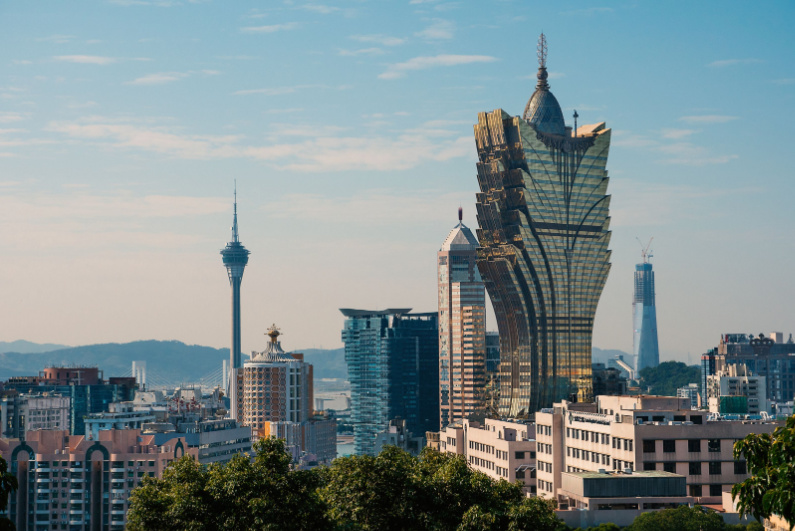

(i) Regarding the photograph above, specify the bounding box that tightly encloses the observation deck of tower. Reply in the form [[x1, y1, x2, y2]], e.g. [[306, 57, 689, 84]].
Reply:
[[220, 187, 250, 415], [474, 34, 612, 416]]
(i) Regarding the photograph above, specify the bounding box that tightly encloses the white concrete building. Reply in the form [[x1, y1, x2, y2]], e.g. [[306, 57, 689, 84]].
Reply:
[[438, 418, 536, 495], [535, 395, 783, 506], [1, 394, 70, 438], [706, 364, 768, 415]]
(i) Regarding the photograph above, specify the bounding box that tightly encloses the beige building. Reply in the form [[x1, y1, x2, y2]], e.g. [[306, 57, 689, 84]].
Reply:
[[535, 395, 783, 506], [437, 209, 486, 429], [1, 394, 70, 438], [0, 428, 197, 531], [438, 418, 536, 495]]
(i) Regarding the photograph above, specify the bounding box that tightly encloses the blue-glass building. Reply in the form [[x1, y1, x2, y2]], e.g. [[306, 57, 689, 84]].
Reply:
[[340, 309, 438, 456], [633, 261, 660, 372]]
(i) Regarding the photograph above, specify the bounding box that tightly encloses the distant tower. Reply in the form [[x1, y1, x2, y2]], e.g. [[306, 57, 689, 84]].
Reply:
[[437, 207, 486, 429], [634, 240, 659, 372], [221, 186, 250, 419]]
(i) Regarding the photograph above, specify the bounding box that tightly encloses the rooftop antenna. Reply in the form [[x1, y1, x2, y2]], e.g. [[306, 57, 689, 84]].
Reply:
[[232, 180, 239, 243], [458, 206, 463, 223], [573, 110, 579, 137], [535, 33, 550, 91], [636, 237, 654, 263]]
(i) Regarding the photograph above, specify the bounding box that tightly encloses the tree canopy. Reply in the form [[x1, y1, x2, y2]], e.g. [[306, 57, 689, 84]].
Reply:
[[732, 415, 795, 530], [0, 455, 17, 531], [127, 438, 560, 531], [638, 361, 701, 396]]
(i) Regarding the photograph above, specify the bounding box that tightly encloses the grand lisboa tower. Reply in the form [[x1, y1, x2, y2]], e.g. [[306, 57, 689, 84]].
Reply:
[[474, 34, 612, 416]]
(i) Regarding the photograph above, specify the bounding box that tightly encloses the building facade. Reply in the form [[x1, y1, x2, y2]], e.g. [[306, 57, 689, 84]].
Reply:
[[1, 428, 197, 531], [474, 35, 611, 416], [438, 208, 487, 429], [220, 189, 250, 420], [534, 395, 783, 506], [341, 309, 439, 455], [1, 394, 70, 439], [633, 260, 660, 372], [438, 418, 537, 495], [702, 332, 795, 407], [706, 364, 768, 415]]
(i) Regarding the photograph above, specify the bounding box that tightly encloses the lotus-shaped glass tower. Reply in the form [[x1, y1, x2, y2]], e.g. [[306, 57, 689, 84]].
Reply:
[[474, 34, 612, 416]]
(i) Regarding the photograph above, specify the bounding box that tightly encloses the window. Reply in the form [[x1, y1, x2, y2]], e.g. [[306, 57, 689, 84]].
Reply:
[[690, 415, 703, 424], [689, 462, 702, 476], [643, 462, 656, 471], [690, 484, 702, 497], [643, 439, 656, 453], [710, 484, 723, 497], [688, 439, 701, 453], [734, 461, 747, 475], [515, 470, 525, 479], [708, 439, 721, 453], [515, 451, 524, 459], [663, 462, 676, 473], [708, 461, 721, 475], [663, 440, 676, 453], [652, 416, 665, 422], [673, 415, 686, 422]]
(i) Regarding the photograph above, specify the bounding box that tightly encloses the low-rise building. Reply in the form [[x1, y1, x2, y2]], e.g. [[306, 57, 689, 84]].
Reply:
[[677, 383, 701, 409], [143, 416, 252, 465], [84, 402, 157, 440], [535, 395, 783, 506], [374, 418, 424, 456], [439, 418, 536, 495], [0, 428, 197, 531]]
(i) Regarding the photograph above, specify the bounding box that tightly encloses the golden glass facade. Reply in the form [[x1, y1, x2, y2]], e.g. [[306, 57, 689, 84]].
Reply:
[[474, 44, 612, 416]]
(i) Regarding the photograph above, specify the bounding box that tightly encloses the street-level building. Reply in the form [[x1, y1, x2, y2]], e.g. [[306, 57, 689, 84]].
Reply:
[[535, 395, 783, 506], [439, 418, 537, 495]]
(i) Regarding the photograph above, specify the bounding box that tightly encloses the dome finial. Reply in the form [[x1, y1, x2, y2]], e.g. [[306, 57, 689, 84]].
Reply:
[[536, 33, 550, 91]]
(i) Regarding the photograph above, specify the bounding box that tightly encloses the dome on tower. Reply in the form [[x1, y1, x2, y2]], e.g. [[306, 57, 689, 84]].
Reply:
[[522, 33, 566, 137]]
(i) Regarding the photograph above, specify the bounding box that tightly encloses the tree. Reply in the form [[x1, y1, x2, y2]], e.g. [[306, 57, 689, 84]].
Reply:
[[625, 505, 726, 531], [732, 415, 795, 530], [638, 361, 701, 396], [319, 446, 560, 531], [0, 455, 17, 531], [126, 437, 331, 531]]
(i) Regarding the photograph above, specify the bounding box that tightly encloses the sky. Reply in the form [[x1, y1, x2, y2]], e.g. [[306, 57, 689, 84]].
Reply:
[[1, 1, 794, 365]]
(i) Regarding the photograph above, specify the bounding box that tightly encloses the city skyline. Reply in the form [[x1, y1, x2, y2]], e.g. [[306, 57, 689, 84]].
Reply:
[[1, 2, 794, 364]]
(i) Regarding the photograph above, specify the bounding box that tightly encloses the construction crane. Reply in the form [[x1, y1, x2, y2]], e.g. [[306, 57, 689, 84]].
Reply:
[[636, 237, 654, 263]]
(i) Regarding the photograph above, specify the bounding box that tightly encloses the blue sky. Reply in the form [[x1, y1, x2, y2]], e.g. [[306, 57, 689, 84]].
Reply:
[[1, 1, 793, 363]]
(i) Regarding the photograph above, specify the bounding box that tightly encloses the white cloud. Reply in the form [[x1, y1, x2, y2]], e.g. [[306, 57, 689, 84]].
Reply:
[[47, 117, 475, 172], [678, 115, 738, 124], [301, 4, 340, 14], [0, 112, 27, 123], [350, 34, 405, 46], [241, 22, 299, 33], [11, 60, 33, 65], [415, 19, 454, 40], [379, 54, 497, 80], [658, 142, 738, 165], [660, 128, 697, 139], [126, 70, 218, 85], [339, 48, 384, 57], [707, 58, 763, 68], [54, 55, 117, 65]]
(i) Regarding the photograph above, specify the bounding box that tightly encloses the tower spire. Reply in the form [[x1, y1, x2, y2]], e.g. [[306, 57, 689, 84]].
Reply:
[[232, 180, 239, 243], [536, 33, 550, 91]]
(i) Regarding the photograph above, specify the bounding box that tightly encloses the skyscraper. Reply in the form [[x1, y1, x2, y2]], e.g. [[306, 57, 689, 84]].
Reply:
[[221, 187, 249, 419], [340, 309, 438, 455], [474, 34, 612, 416], [633, 246, 659, 372], [438, 208, 486, 429]]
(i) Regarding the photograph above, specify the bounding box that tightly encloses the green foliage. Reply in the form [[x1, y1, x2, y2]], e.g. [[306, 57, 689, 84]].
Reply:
[[732, 415, 795, 530], [638, 361, 700, 396], [625, 505, 725, 531], [129, 441, 561, 531], [319, 446, 559, 531], [126, 437, 330, 531], [0, 456, 17, 531]]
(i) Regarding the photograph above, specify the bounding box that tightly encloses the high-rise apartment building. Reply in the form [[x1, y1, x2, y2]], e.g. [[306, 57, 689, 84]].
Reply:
[[474, 34, 612, 416], [340, 309, 438, 455], [633, 250, 659, 372], [438, 208, 486, 428], [220, 188, 250, 419], [236, 325, 311, 434]]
